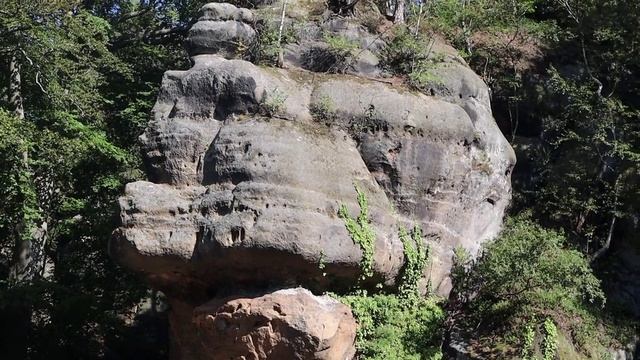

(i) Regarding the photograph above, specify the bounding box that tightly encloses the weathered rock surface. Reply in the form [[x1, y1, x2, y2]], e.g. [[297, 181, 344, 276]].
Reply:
[[141, 55, 312, 184], [112, 2, 515, 358], [186, 3, 256, 58], [310, 79, 513, 291], [119, 117, 405, 293], [169, 288, 356, 360]]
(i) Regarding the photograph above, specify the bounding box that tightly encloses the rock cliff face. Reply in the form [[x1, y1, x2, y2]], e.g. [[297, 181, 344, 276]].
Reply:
[[111, 2, 515, 358]]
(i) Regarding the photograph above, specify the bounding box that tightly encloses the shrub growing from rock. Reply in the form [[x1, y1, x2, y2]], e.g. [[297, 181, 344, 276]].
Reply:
[[383, 27, 444, 90], [449, 214, 612, 357], [340, 293, 445, 360]]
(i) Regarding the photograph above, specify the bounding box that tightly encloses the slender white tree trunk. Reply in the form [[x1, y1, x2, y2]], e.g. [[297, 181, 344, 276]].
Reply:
[[394, 0, 405, 24], [276, 0, 287, 68], [9, 52, 24, 120]]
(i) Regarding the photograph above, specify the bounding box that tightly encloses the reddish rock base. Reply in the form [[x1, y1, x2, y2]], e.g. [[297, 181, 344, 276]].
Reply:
[[169, 288, 357, 360]]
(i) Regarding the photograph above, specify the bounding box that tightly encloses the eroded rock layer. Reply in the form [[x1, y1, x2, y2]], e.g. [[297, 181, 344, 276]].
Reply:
[[111, 2, 515, 359]]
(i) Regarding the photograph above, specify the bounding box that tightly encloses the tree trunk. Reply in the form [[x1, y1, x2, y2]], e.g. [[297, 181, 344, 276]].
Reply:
[[5, 50, 36, 360], [575, 158, 609, 236], [9, 52, 24, 120], [414, 2, 424, 36], [8, 51, 33, 284], [592, 175, 621, 262], [276, 0, 287, 68], [394, 0, 405, 24], [591, 216, 616, 262], [7, 50, 49, 283]]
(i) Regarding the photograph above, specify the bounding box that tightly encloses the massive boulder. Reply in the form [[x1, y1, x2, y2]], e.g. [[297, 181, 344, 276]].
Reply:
[[112, 2, 515, 359], [179, 288, 357, 360]]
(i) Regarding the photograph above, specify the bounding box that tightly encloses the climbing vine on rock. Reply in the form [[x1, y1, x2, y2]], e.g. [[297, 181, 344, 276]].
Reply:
[[398, 226, 429, 298], [521, 320, 536, 360], [335, 186, 444, 358], [542, 318, 558, 360], [338, 184, 376, 280]]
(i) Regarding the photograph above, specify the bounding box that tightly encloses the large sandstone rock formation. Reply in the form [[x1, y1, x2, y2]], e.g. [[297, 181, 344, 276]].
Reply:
[[111, 2, 515, 359]]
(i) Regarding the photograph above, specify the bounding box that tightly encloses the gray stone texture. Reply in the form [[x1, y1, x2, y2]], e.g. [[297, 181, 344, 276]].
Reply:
[[112, 2, 515, 359], [185, 3, 256, 58]]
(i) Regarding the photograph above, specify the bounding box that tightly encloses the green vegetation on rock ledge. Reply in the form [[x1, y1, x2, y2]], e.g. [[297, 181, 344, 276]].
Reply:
[[338, 186, 442, 359], [338, 184, 376, 280], [383, 27, 443, 91], [398, 226, 429, 297], [340, 293, 444, 360]]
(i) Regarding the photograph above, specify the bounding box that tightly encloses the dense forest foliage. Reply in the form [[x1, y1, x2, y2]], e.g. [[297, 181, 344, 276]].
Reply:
[[0, 0, 638, 358]]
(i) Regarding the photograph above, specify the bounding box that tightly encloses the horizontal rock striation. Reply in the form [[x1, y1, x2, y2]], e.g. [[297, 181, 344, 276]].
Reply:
[[111, 2, 515, 359]]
